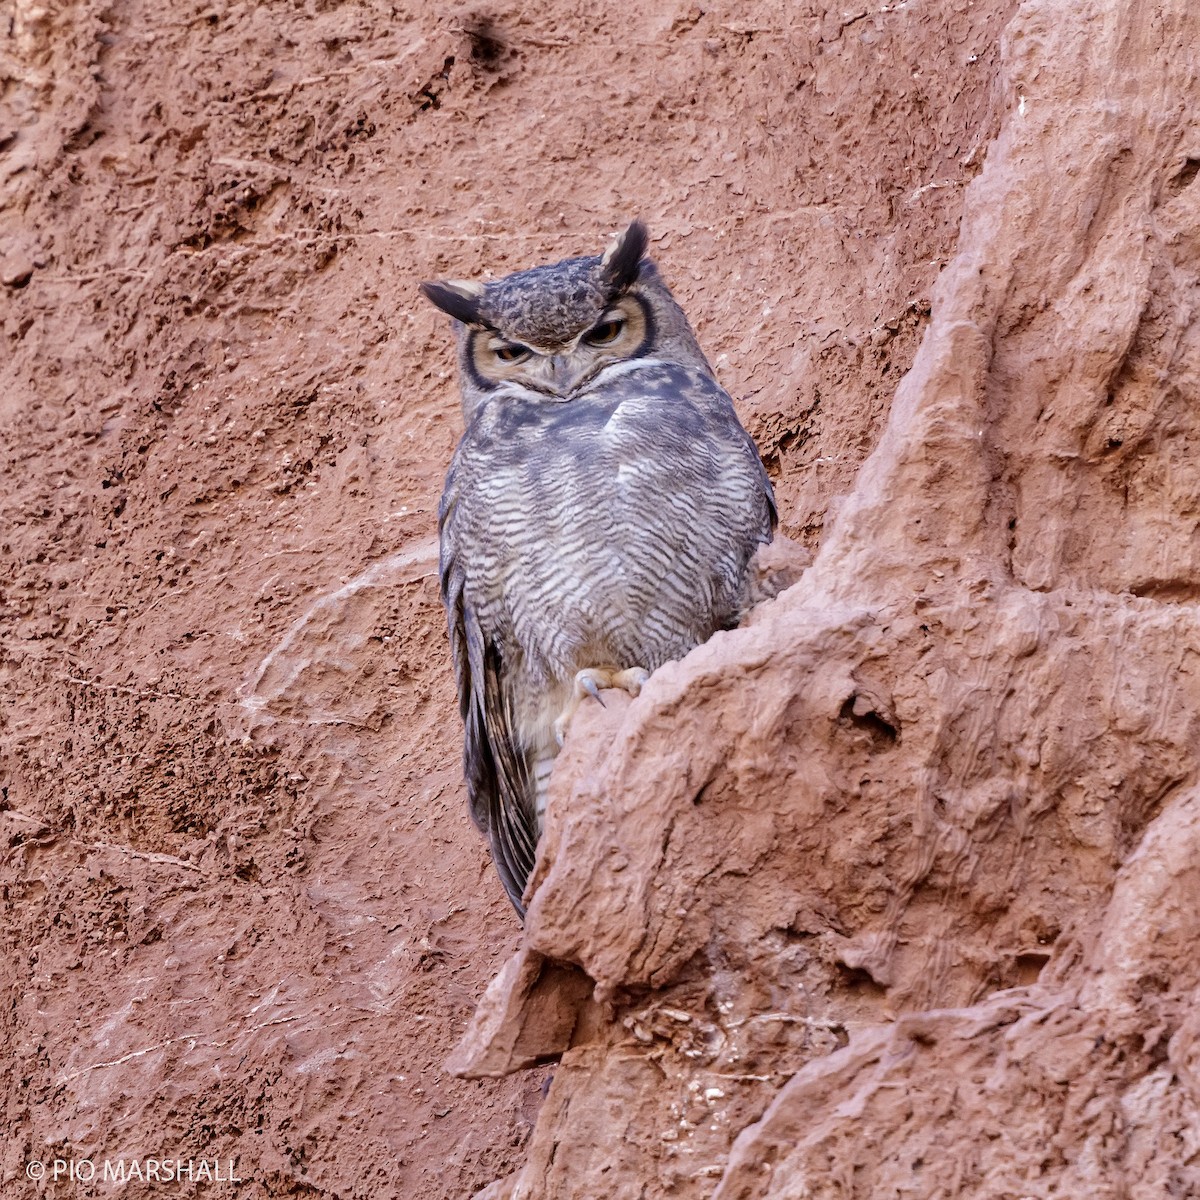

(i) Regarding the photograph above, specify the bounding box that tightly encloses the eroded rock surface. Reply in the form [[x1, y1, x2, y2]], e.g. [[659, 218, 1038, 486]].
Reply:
[[455, 1, 1200, 1196]]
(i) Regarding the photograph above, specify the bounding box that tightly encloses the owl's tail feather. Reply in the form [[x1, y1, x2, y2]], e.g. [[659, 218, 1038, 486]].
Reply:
[[532, 747, 556, 826], [477, 651, 542, 918], [443, 556, 540, 917]]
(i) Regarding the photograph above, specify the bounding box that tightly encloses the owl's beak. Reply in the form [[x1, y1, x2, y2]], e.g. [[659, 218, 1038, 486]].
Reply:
[[548, 355, 578, 393], [530, 352, 598, 397]]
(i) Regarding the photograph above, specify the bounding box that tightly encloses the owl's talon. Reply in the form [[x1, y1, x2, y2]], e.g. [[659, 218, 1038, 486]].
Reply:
[[553, 665, 650, 746], [613, 667, 650, 695]]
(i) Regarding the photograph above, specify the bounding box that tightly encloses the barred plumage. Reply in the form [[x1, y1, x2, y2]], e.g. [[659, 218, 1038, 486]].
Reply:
[[424, 221, 775, 916]]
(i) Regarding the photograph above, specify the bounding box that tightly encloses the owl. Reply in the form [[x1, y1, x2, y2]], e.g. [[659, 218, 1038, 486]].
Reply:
[[422, 221, 776, 916]]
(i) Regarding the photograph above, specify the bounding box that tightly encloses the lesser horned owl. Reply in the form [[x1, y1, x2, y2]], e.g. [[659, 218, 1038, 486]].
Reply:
[[422, 221, 775, 916]]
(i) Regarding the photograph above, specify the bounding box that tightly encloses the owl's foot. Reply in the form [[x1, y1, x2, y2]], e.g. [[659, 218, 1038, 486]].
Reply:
[[553, 666, 650, 746]]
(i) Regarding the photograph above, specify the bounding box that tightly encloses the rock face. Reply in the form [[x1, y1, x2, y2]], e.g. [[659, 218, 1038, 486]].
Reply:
[[3, 0, 1198, 1197]]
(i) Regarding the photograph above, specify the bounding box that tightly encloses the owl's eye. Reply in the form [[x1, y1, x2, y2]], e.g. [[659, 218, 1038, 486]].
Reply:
[[584, 319, 625, 346], [494, 343, 532, 364]]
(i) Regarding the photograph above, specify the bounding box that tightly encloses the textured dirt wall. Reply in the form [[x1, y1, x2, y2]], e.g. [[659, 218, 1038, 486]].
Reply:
[[7, 0, 1190, 1197]]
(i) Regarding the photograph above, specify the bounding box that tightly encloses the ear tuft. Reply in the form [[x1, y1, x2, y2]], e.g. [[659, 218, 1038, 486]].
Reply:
[[600, 220, 649, 292], [420, 279, 487, 325]]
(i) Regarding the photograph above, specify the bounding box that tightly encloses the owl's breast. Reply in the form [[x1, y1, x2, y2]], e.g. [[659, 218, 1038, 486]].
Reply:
[[443, 362, 774, 686]]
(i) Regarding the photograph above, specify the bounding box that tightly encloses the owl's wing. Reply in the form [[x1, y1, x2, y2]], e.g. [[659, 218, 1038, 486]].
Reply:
[[439, 500, 538, 916]]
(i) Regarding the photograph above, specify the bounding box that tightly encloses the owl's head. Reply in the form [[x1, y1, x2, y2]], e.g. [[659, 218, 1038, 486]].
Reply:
[[421, 221, 712, 417]]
